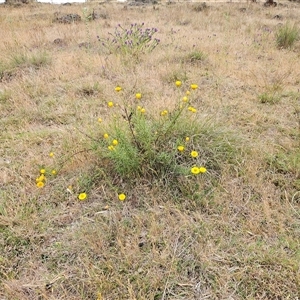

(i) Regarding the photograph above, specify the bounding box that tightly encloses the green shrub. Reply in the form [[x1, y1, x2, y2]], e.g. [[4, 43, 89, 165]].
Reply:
[[92, 83, 240, 199], [276, 23, 299, 49]]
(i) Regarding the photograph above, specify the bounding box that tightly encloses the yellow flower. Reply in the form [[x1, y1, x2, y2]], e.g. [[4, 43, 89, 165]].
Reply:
[[182, 96, 188, 102], [103, 133, 109, 139], [112, 139, 118, 146], [191, 167, 200, 174], [188, 106, 197, 113], [78, 193, 87, 201], [115, 86, 122, 92], [140, 108, 146, 114], [118, 193, 126, 201], [51, 170, 56, 175], [191, 151, 198, 158], [36, 174, 45, 182], [186, 91, 190, 95], [135, 93, 142, 99], [108, 145, 115, 151], [36, 181, 45, 188], [98, 118, 102, 123], [185, 137, 190, 142], [191, 84, 198, 90], [108, 101, 114, 107], [175, 80, 182, 87], [40, 169, 46, 174], [49, 152, 54, 157], [177, 145, 184, 152], [137, 105, 142, 111], [160, 110, 168, 116], [199, 167, 207, 173]]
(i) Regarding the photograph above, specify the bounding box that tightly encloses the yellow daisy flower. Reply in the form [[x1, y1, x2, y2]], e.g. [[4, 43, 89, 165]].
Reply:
[[115, 86, 122, 92], [177, 145, 184, 152], [78, 193, 87, 200], [199, 167, 207, 173], [118, 193, 126, 201], [36, 181, 45, 188], [191, 167, 200, 174], [191, 151, 199, 158], [175, 80, 182, 87], [135, 93, 142, 99]]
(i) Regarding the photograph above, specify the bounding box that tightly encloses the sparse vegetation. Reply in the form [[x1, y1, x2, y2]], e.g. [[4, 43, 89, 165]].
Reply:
[[1, 1, 300, 299], [276, 22, 299, 49]]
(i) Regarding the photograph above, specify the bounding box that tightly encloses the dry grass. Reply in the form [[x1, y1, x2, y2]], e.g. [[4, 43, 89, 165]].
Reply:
[[1, 1, 300, 299]]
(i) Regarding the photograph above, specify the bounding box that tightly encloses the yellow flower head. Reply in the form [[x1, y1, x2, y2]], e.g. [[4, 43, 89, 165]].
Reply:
[[191, 84, 198, 90], [115, 86, 122, 92], [182, 96, 188, 102], [175, 80, 182, 87], [36, 174, 45, 182], [40, 169, 46, 174], [118, 193, 126, 201], [36, 181, 45, 188], [108, 145, 115, 151], [49, 152, 54, 157], [51, 170, 57, 175], [191, 167, 200, 175], [191, 151, 199, 158], [137, 105, 142, 111], [112, 139, 118, 146], [78, 193, 87, 201], [186, 91, 191, 95], [185, 137, 190, 142], [160, 110, 168, 116], [140, 108, 146, 114], [177, 145, 184, 152], [108, 101, 114, 107], [188, 106, 197, 113], [103, 133, 109, 139], [98, 118, 102, 123], [135, 93, 142, 99], [199, 167, 207, 173]]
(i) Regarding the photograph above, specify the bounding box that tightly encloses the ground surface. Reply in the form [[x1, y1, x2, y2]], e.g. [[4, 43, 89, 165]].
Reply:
[[0, 1, 300, 299]]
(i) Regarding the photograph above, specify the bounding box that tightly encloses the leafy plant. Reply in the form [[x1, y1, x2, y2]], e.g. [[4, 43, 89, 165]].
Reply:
[[91, 83, 240, 198], [98, 23, 160, 56], [276, 23, 299, 49], [186, 50, 206, 64], [259, 91, 281, 104]]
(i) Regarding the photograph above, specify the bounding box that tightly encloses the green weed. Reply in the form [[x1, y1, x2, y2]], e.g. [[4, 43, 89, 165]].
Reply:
[[276, 23, 299, 49]]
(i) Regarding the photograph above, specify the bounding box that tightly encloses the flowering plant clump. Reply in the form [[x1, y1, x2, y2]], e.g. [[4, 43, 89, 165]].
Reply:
[[92, 80, 213, 203], [98, 23, 160, 56]]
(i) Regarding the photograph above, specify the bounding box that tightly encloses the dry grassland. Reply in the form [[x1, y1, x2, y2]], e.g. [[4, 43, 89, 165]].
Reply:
[[1, 1, 300, 299]]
